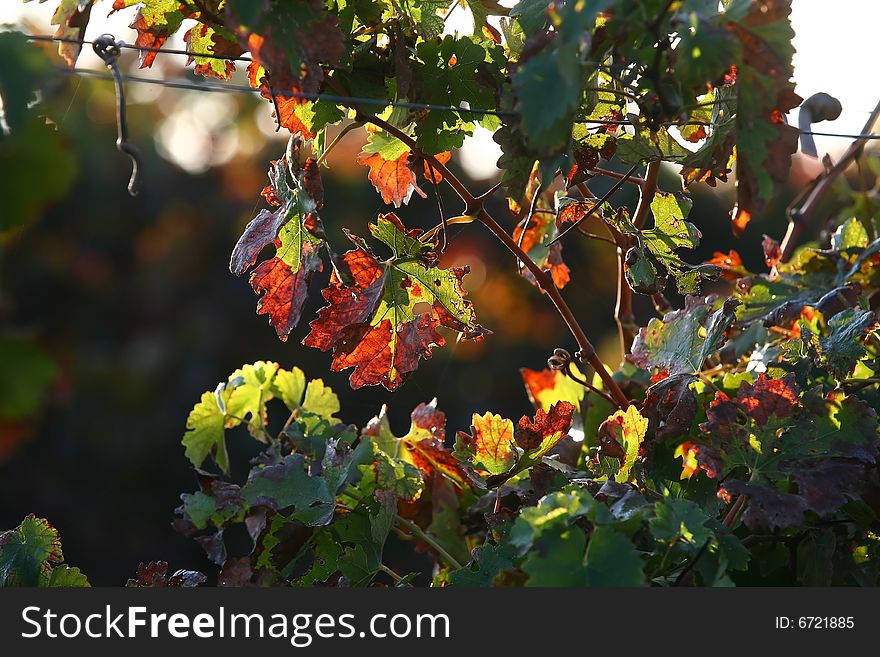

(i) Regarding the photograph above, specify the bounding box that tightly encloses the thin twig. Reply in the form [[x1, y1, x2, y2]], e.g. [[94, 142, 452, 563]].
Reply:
[[424, 158, 449, 251], [315, 122, 359, 166], [586, 167, 647, 187], [395, 516, 463, 570], [548, 164, 639, 246], [563, 362, 617, 406], [354, 111, 630, 408], [516, 182, 542, 275], [575, 227, 617, 245], [378, 563, 405, 584]]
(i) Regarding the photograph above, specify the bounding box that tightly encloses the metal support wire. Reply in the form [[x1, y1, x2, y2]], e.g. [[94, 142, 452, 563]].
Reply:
[[25, 33, 880, 140]]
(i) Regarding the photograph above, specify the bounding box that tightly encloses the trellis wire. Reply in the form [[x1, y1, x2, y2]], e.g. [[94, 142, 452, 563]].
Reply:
[[24, 33, 880, 140]]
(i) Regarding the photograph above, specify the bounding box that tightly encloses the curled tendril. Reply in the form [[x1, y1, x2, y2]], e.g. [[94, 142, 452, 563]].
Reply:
[[547, 348, 618, 407], [547, 348, 572, 371]]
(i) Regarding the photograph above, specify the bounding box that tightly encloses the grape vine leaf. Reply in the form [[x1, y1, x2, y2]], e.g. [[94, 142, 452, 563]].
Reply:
[[512, 0, 607, 153], [726, 0, 801, 233], [597, 405, 648, 483], [641, 192, 717, 295], [583, 526, 645, 587], [520, 365, 585, 411], [454, 412, 515, 476], [816, 308, 877, 378], [693, 377, 880, 530], [680, 87, 736, 188], [23, 0, 93, 67], [230, 158, 325, 340], [110, 0, 194, 68], [448, 542, 516, 587], [182, 363, 338, 474], [630, 295, 737, 375], [246, 62, 343, 137], [362, 400, 468, 488], [358, 130, 452, 207], [303, 213, 487, 390], [0, 515, 62, 586], [0, 515, 88, 587], [649, 498, 713, 546], [228, 0, 346, 100], [617, 126, 689, 166], [454, 402, 575, 483], [183, 22, 242, 79], [241, 454, 335, 526]]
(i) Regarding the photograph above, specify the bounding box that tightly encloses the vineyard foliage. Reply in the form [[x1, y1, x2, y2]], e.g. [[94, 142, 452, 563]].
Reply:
[[3, 0, 880, 587]]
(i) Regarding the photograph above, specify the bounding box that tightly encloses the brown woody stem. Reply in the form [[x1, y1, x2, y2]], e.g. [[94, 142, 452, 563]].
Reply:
[[587, 166, 647, 188], [352, 112, 630, 409]]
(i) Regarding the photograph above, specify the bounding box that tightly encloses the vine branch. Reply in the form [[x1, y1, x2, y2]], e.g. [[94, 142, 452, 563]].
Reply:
[[351, 111, 630, 409]]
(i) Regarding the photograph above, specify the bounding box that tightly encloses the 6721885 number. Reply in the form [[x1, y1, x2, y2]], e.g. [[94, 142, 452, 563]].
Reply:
[[775, 617, 854, 629]]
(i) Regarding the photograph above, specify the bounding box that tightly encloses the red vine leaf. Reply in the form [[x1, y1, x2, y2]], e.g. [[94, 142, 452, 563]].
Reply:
[[303, 214, 487, 390], [515, 402, 576, 452], [736, 373, 799, 426], [230, 159, 325, 340]]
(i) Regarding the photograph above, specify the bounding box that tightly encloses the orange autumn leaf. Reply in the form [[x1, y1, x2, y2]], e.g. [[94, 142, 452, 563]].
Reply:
[[422, 152, 452, 184], [705, 250, 745, 281], [357, 150, 419, 207]]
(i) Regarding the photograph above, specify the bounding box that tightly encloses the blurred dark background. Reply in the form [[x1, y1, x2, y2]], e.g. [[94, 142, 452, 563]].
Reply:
[[0, 41, 798, 585]]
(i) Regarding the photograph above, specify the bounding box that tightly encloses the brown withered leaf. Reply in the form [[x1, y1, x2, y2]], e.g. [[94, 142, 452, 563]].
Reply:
[[37, 0, 93, 68]]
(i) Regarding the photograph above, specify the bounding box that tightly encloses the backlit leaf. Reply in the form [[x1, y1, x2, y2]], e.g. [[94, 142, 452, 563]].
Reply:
[[303, 213, 486, 390]]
